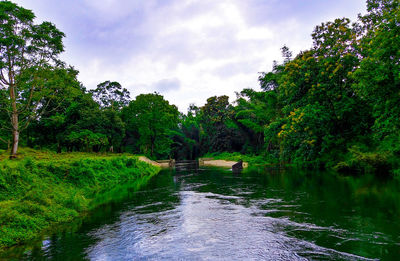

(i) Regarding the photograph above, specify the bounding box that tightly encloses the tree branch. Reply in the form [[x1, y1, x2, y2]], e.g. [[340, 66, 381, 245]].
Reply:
[[0, 124, 12, 131], [0, 136, 10, 145], [0, 69, 10, 86], [20, 91, 56, 131], [20, 76, 37, 114]]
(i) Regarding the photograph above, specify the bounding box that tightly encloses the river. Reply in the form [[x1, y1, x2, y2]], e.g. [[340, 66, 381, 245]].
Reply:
[[3, 163, 400, 260]]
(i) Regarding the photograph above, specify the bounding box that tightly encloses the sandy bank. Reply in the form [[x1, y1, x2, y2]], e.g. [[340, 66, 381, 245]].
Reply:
[[199, 158, 248, 168]]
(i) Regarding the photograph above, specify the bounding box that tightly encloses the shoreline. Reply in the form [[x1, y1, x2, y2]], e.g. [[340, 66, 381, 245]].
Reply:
[[0, 151, 160, 252], [199, 158, 249, 168]]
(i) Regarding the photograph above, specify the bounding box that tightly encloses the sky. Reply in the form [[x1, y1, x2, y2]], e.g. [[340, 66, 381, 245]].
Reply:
[[13, 0, 366, 112]]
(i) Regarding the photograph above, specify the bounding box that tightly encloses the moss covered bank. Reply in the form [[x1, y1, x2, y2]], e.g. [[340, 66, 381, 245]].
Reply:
[[0, 149, 160, 251]]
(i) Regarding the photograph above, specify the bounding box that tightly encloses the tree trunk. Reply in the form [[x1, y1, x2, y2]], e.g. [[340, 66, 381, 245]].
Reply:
[[150, 137, 155, 158], [10, 126, 19, 158], [10, 83, 19, 159]]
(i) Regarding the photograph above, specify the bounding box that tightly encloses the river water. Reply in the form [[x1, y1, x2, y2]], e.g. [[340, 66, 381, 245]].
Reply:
[[4, 163, 400, 260]]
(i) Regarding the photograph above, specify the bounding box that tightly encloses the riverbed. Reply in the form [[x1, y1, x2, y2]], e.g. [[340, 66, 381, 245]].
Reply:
[[3, 163, 400, 260]]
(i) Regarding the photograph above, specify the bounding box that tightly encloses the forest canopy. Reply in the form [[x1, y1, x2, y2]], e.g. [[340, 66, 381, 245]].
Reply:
[[0, 0, 399, 175]]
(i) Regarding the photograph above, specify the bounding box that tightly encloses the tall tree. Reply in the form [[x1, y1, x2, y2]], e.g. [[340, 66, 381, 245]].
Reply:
[[90, 81, 130, 111], [0, 1, 65, 157], [122, 93, 179, 158], [199, 96, 244, 153], [235, 88, 279, 153], [355, 0, 400, 143], [172, 104, 201, 160]]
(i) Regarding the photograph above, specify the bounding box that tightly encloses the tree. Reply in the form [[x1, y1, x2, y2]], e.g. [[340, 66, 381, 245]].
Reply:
[[95, 109, 125, 152], [66, 129, 108, 153], [235, 88, 279, 153], [88, 80, 129, 152], [122, 93, 179, 158], [90, 81, 130, 110], [25, 67, 83, 151], [0, 1, 65, 157], [199, 96, 244, 153], [60, 90, 102, 152], [172, 104, 201, 160], [281, 45, 293, 63], [26, 71, 126, 153], [354, 0, 400, 143]]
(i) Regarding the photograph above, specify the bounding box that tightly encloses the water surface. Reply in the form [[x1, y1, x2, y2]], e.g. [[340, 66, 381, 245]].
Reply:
[[3, 164, 400, 260]]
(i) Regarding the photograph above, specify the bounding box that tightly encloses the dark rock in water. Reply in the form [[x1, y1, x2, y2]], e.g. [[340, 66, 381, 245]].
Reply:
[[232, 160, 243, 170]]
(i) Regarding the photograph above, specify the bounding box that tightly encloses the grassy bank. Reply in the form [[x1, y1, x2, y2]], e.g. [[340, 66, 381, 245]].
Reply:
[[0, 149, 160, 251]]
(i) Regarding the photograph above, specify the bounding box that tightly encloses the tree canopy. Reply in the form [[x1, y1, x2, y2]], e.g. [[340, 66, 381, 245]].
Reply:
[[0, 0, 399, 175], [0, 0, 65, 157], [122, 93, 179, 159]]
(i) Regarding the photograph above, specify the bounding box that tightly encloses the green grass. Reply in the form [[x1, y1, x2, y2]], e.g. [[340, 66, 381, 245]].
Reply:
[[0, 148, 160, 251]]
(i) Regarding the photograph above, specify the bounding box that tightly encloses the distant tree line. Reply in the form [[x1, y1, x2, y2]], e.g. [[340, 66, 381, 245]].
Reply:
[[1, 0, 399, 174]]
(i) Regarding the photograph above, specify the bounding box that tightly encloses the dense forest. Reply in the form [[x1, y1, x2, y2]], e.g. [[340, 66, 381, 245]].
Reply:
[[0, 0, 399, 175]]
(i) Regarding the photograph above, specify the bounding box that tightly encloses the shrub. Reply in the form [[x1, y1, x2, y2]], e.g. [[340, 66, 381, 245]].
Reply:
[[334, 146, 391, 175]]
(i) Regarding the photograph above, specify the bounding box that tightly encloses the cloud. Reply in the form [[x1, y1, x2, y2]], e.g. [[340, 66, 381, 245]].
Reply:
[[13, 0, 366, 112], [153, 78, 181, 92]]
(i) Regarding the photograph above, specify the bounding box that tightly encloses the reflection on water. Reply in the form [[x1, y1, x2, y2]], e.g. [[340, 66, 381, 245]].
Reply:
[[3, 164, 400, 260]]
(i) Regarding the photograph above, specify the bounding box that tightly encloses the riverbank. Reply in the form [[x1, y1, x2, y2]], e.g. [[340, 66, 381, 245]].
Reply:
[[0, 149, 160, 252], [202, 152, 271, 167], [203, 151, 400, 178], [199, 158, 249, 168]]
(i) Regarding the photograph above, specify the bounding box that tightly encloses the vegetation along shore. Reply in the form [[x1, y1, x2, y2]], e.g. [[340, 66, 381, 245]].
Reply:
[[0, 149, 160, 251], [1, 0, 399, 177]]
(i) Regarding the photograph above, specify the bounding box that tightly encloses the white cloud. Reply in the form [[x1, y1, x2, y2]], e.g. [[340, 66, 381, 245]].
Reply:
[[13, 0, 366, 112]]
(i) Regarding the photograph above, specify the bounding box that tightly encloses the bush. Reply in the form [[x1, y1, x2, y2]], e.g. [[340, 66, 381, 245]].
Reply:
[[334, 146, 391, 175]]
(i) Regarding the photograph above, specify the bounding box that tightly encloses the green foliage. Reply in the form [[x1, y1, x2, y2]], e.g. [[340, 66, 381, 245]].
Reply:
[[0, 149, 160, 250], [198, 96, 244, 153], [0, 1, 66, 156], [0, 0, 399, 176], [234, 89, 279, 153], [26, 74, 126, 153], [354, 0, 400, 142], [241, 0, 398, 173], [277, 104, 333, 163], [66, 130, 109, 152], [122, 93, 179, 159], [394, 169, 400, 181], [171, 105, 201, 160], [334, 146, 391, 175], [90, 81, 130, 110], [172, 2, 400, 173]]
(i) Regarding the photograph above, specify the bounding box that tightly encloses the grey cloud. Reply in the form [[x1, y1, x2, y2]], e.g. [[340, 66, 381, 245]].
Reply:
[[153, 78, 181, 92]]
